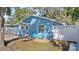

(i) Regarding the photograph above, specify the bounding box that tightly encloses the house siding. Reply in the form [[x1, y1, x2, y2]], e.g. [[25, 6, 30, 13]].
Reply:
[[21, 16, 62, 40]]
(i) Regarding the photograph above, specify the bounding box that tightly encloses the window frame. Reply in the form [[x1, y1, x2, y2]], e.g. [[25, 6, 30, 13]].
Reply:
[[21, 23, 29, 30], [38, 24, 45, 33]]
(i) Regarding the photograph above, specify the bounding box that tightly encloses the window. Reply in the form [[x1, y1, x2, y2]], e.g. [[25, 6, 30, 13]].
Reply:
[[21, 24, 29, 30], [39, 24, 45, 33]]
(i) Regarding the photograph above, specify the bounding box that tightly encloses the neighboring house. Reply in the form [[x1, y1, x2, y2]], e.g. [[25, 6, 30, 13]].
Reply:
[[19, 16, 63, 40]]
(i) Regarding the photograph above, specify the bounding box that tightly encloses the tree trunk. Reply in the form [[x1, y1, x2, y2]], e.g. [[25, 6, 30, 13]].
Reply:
[[0, 27, 5, 47], [0, 16, 5, 48], [0, 7, 11, 49]]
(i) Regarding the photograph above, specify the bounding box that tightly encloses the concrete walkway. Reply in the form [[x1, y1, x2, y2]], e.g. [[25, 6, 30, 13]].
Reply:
[[4, 34, 19, 41]]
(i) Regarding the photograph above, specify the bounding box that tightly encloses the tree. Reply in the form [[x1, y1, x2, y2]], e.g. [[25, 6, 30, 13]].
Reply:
[[41, 7, 62, 20], [0, 16, 5, 47], [68, 7, 79, 24], [61, 7, 79, 24], [16, 8, 35, 24], [42, 7, 79, 24], [0, 7, 11, 47]]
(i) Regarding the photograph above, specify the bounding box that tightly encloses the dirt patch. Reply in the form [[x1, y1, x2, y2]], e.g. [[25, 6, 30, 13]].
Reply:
[[7, 40, 62, 51]]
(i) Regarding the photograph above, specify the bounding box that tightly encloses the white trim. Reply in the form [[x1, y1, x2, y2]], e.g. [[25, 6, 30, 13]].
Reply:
[[21, 22, 30, 24]]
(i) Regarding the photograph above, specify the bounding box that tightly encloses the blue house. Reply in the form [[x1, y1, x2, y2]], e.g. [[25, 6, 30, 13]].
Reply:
[[19, 16, 63, 40]]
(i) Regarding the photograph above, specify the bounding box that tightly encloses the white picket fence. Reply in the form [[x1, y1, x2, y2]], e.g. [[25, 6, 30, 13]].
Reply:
[[53, 25, 79, 42]]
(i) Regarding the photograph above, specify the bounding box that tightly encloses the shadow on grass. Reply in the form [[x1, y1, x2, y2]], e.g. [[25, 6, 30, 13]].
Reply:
[[4, 37, 19, 46]]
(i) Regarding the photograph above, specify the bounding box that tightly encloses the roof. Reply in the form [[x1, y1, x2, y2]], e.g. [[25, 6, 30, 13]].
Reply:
[[20, 15, 63, 25]]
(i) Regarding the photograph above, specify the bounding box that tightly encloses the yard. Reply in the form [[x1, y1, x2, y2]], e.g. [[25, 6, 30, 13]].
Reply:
[[1, 34, 69, 51], [6, 37, 70, 51], [7, 40, 62, 51]]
